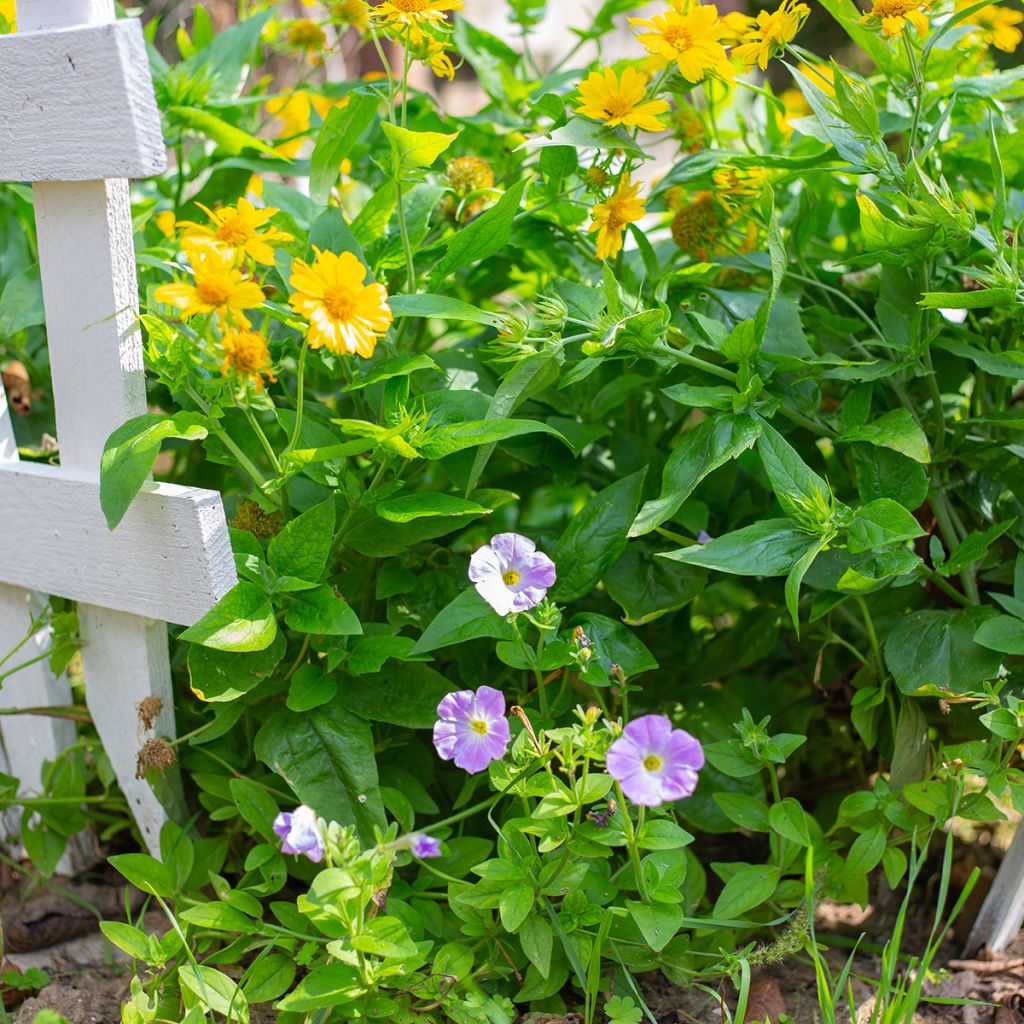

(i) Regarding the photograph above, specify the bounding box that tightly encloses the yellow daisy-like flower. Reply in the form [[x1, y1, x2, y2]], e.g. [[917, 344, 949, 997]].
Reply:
[[861, 0, 932, 38], [155, 210, 178, 239], [426, 37, 456, 80], [288, 249, 393, 358], [589, 175, 646, 262], [0, 0, 15, 32], [329, 0, 371, 29], [179, 198, 293, 265], [222, 330, 277, 393], [265, 91, 350, 157], [575, 66, 671, 133], [719, 9, 757, 43], [630, 4, 733, 84], [285, 18, 328, 62], [733, 0, 811, 70], [711, 166, 770, 215], [154, 244, 266, 327], [670, 193, 719, 259], [958, 1, 1024, 50], [370, 0, 463, 44]]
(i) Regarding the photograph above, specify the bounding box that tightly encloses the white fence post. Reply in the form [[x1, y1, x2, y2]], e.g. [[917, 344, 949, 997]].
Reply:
[[0, 0, 236, 857]]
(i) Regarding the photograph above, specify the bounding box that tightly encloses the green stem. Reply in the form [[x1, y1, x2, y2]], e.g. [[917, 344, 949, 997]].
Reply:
[[242, 403, 283, 476], [615, 782, 650, 902], [922, 567, 972, 608], [0, 649, 52, 686], [285, 336, 310, 458], [903, 33, 924, 159]]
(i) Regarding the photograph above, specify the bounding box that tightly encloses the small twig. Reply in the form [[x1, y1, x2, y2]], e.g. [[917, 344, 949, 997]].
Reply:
[[947, 955, 1024, 973]]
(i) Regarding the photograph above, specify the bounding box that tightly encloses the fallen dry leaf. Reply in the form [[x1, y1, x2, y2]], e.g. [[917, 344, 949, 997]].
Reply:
[[743, 976, 787, 1024]]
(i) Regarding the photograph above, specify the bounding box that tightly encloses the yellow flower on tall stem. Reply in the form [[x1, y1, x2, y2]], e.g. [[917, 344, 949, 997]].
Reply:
[[631, 4, 732, 83], [370, 0, 463, 44], [958, 1, 1024, 51], [179, 198, 293, 265], [0, 0, 15, 31], [576, 66, 671, 133], [861, 0, 932, 38], [288, 249, 393, 358], [154, 244, 266, 327], [733, 0, 811, 70], [222, 330, 277, 393], [589, 175, 646, 261]]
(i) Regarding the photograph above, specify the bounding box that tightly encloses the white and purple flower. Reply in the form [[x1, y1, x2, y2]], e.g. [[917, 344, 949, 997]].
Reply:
[[606, 715, 704, 808], [409, 833, 442, 858], [468, 533, 556, 616], [433, 685, 511, 774], [273, 804, 325, 862]]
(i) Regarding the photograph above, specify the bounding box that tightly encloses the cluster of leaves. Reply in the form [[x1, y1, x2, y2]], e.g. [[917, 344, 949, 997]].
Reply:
[[3, 0, 1024, 1020]]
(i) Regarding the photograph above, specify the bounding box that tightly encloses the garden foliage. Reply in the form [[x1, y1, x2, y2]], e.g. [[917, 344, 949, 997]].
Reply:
[[2, 0, 1024, 1019]]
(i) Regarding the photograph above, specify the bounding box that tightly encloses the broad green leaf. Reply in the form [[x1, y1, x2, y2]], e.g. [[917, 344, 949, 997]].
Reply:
[[276, 965, 364, 1012], [571, 613, 658, 677], [852, 444, 929, 509], [309, 93, 378, 205], [389, 293, 515, 331], [843, 826, 887, 879], [933, 336, 1024, 379], [940, 519, 1015, 577], [287, 662, 338, 712], [169, 105, 278, 156], [335, 663, 456, 728], [785, 533, 831, 635], [0, 265, 44, 335], [919, 288, 1015, 309], [99, 921, 151, 960], [500, 884, 535, 932], [757, 422, 831, 521], [411, 587, 515, 655], [285, 584, 362, 636], [519, 916, 553, 978], [604, 547, 707, 625], [179, 582, 277, 652], [381, 122, 459, 174], [975, 615, 1024, 655], [179, 964, 248, 1022], [345, 353, 440, 391], [768, 798, 812, 846], [885, 608, 1003, 694], [254, 703, 384, 843], [229, 777, 280, 840], [243, 954, 296, 1004], [661, 519, 811, 577], [309, 207, 366, 264], [108, 853, 176, 898], [630, 415, 761, 537], [626, 900, 683, 953], [429, 178, 530, 285], [712, 864, 779, 919], [419, 417, 567, 459], [839, 409, 931, 464], [552, 470, 646, 602], [847, 499, 926, 554], [713, 793, 770, 831], [180, 903, 256, 932], [376, 493, 492, 523], [100, 412, 208, 529], [267, 498, 335, 582], [187, 631, 285, 702]]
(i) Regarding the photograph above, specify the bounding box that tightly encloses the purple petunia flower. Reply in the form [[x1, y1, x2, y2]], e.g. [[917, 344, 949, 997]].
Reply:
[[433, 686, 512, 774], [468, 533, 557, 616], [606, 715, 704, 808], [409, 833, 442, 858], [273, 805, 325, 863]]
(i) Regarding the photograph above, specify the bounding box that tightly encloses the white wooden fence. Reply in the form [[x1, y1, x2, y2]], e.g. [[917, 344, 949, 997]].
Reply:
[[0, 0, 235, 858]]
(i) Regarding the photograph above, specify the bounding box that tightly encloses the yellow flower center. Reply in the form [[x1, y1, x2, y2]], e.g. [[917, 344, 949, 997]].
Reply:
[[643, 754, 663, 772], [216, 216, 255, 246], [602, 96, 636, 119], [662, 23, 695, 50], [288, 19, 327, 47], [323, 284, 358, 321], [225, 332, 269, 372], [470, 719, 489, 735], [196, 275, 233, 306], [872, 0, 916, 16], [391, 0, 429, 10], [502, 570, 521, 586]]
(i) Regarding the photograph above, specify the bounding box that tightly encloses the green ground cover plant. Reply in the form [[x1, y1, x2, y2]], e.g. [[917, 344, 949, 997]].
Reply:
[[3, 0, 1024, 1019]]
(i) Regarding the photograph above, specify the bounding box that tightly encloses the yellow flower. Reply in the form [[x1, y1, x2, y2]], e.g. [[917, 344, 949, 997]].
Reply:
[[288, 249, 393, 358], [575, 66, 670, 133], [959, 1, 1024, 50], [719, 9, 756, 43], [711, 166, 769, 214], [285, 18, 328, 62], [155, 211, 178, 239], [179, 198, 293, 265], [329, 0, 371, 29], [154, 244, 266, 327], [589, 175, 646, 261], [426, 37, 456, 79], [0, 0, 14, 31], [264, 91, 350, 157], [861, 0, 932, 38], [630, 4, 733, 84], [670, 193, 719, 259], [370, 0, 463, 44], [776, 87, 811, 132], [794, 61, 836, 96], [733, 0, 810, 70], [222, 330, 277, 393]]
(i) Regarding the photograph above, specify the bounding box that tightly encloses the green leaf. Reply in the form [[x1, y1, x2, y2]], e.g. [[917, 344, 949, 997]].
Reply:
[[169, 104, 278, 157], [429, 178, 530, 286], [411, 587, 515, 654], [187, 631, 285, 702], [519, 916, 553, 978], [604, 547, 707, 625], [389, 293, 515, 331], [975, 615, 1024, 655], [626, 900, 683, 953], [309, 207, 366, 264], [885, 608, 1003, 694], [571, 613, 658, 677], [309, 93, 378, 205], [381, 122, 459, 174], [179, 964, 249, 1022], [940, 519, 1015, 577], [712, 864, 779, 919], [532, 117, 643, 154], [376, 493, 493, 523], [847, 499, 926, 554], [500, 884, 535, 932], [419, 417, 567, 459], [99, 921, 151, 960], [919, 288, 1015, 309], [661, 519, 811, 577], [351, 917, 418, 959], [287, 663, 338, 711], [552, 470, 646, 602], [0, 265, 44, 335], [180, 902, 256, 932], [179, 582, 277, 652], [345, 353, 441, 391], [229, 777, 280, 841], [768, 798, 812, 846], [108, 853, 176, 898], [285, 584, 362, 636], [785, 534, 831, 635], [243, 954, 296, 1004], [275, 964, 364, 1012], [757, 422, 831, 520], [100, 413, 208, 529], [268, 498, 335, 582], [713, 793, 770, 831], [254, 703, 384, 844], [335, 663, 456, 728], [630, 415, 761, 537], [839, 409, 931, 464], [843, 826, 887, 879]]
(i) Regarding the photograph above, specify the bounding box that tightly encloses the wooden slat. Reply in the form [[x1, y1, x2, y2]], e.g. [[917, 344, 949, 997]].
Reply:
[[0, 20, 165, 181], [0, 463, 235, 626]]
